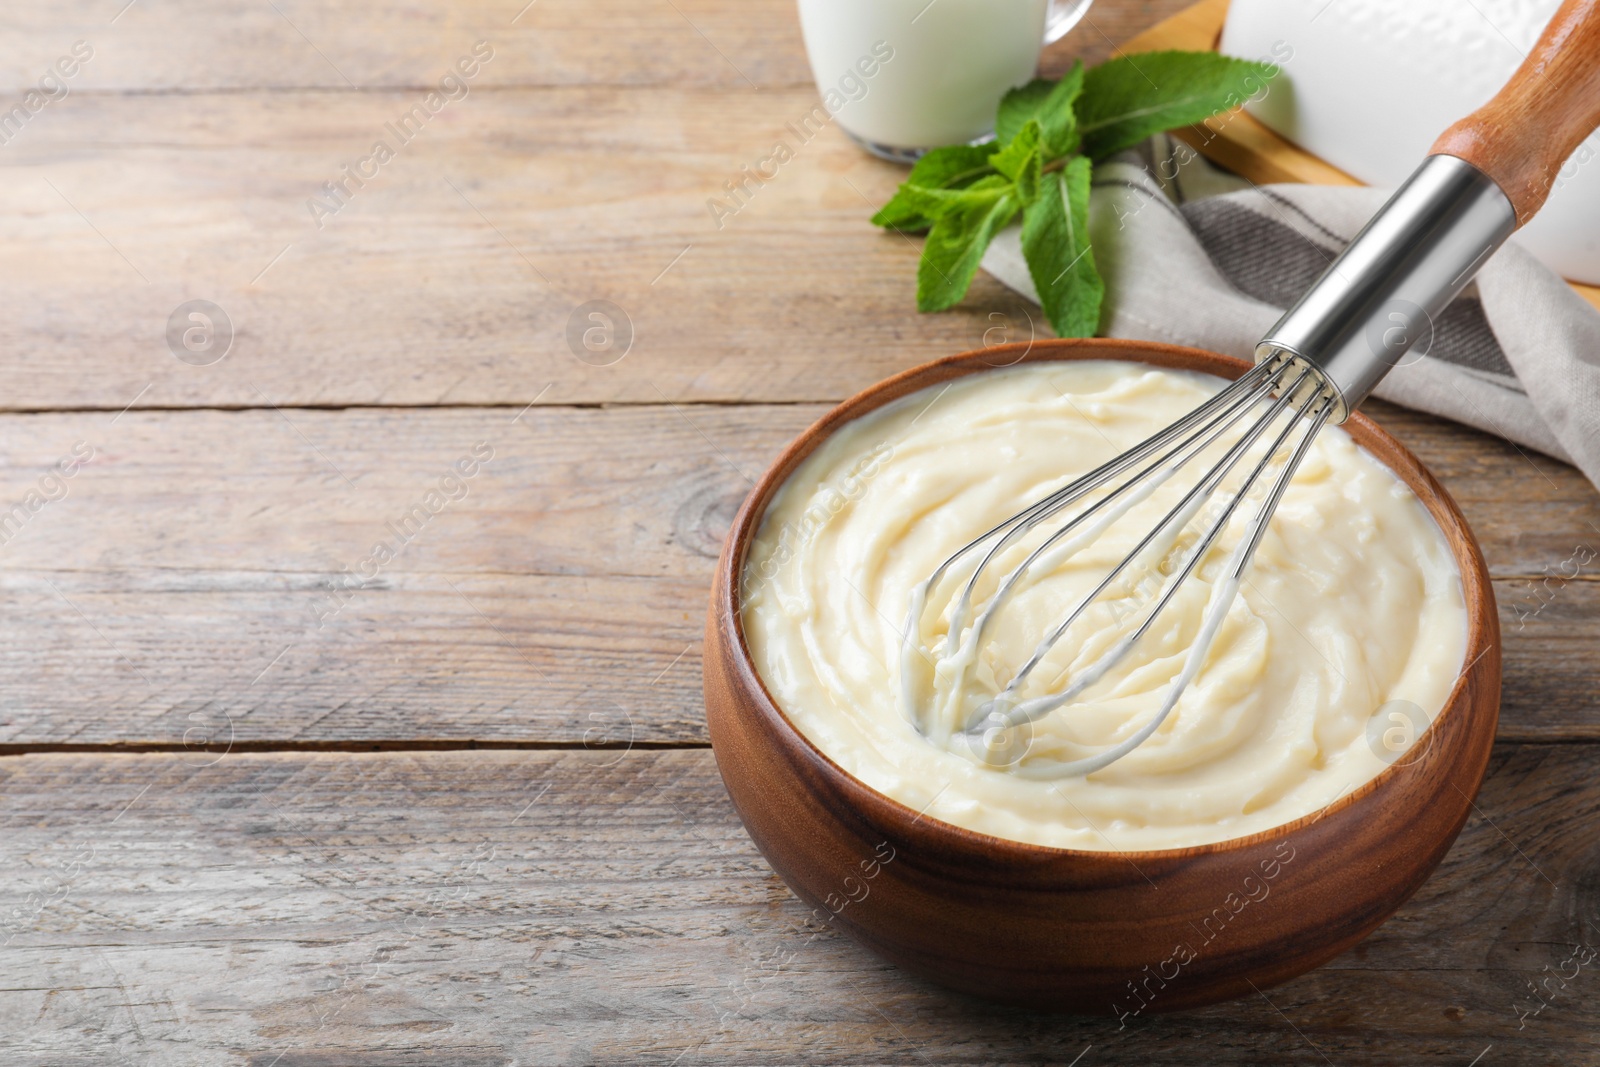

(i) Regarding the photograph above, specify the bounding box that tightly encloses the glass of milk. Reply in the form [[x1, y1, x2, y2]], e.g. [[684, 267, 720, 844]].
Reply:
[[796, 0, 1094, 161]]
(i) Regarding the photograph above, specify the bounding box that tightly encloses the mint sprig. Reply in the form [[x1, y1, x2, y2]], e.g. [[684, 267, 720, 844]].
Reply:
[[873, 51, 1276, 337]]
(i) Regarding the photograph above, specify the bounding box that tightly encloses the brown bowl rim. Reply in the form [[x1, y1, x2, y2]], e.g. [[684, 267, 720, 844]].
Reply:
[[716, 337, 1498, 863]]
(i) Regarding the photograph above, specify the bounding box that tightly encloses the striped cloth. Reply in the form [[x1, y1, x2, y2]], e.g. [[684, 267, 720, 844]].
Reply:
[[981, 133, 1600, 490]]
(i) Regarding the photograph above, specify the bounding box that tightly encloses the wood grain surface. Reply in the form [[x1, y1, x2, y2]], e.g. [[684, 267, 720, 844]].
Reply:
[[0, 401, 1587, 745], [0, 1, 1192, 412], [1, 0, 1598, 1059], [0, 85, 985, 409], [0, 1, 1185, 92], [0, 746, 1596, 1066]]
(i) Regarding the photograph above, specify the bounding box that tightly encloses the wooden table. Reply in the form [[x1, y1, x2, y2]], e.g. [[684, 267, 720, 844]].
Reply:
[[2, 1, 1598, 1062]]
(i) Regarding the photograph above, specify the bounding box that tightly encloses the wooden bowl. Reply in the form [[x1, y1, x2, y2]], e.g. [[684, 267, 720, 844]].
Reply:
[[702, 338, 1500, 1015]]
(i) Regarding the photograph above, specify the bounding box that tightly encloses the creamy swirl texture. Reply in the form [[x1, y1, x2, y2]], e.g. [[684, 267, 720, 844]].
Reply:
[[740, 360, 1467, 851]]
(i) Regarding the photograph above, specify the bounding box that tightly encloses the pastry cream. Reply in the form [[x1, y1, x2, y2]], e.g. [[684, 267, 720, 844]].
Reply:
[[740, 360, 1467, 851]]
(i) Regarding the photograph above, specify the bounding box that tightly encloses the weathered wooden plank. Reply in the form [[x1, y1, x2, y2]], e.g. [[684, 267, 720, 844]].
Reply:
[[0, 1, 1195, 417], [0, 85, 1035, 411], [0, 403, 1591, 584], [1368, 400, 1600, 581], [0, 566, 1589, 746], [4, 88, 1589, 420], [0, 0, 1189, 92], [0, 571, 708, 746], [1499, 580, 1600, 737], [5, 83, 1583, 418], [0, 403, 1592, 744], [0, 0, 813, 92], [0, 405, 781, 583], [0, 744, 1594, 1064]]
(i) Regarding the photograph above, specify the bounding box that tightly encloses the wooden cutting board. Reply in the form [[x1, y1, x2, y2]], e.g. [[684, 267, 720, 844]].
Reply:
[[1120, 0, 1600, 312]]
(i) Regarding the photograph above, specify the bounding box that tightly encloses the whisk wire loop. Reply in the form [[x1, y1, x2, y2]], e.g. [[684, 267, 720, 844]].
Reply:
[[1001, 390, 1338, 780], [902, 358, 1340, 778], [920, 361, 1278, 627], [981, 364, 1320, 711], [945, 367, 1283, 665]]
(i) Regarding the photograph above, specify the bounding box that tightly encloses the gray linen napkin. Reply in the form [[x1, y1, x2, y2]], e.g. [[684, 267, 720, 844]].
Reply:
[[980, 133, 1600, 490]]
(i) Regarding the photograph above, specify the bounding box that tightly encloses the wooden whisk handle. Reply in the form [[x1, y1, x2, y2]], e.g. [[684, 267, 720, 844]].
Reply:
[[1430, 0, 1600, 226]]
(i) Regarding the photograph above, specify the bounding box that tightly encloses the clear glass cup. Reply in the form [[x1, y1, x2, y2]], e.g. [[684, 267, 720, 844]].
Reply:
[[796, 0, 1095, 161]]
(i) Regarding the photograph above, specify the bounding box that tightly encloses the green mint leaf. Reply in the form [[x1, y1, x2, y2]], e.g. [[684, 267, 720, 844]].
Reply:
[[995, 62, 1084, 156], [1021, 156, 1102, 338], [1076, 51, 1276, 160], [882, 178, 1005, 225], [988, 120, 1042, 205], [916, 176, 1019, 313], [996, 80, 1054, 145], [872, 191, 934, 232], [872, 144, 997, 231], [903, 143, 998, 188]]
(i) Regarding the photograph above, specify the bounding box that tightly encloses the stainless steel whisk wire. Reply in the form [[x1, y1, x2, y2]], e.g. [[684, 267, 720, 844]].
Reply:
[[900, 150, 1528, 778], [901, 355, 1337, 778]]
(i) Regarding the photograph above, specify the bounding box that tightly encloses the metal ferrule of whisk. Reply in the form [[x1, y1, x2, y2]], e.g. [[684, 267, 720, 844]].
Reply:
[[901, 155, 1517, 780], [1255, 154, 1517, 422]]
